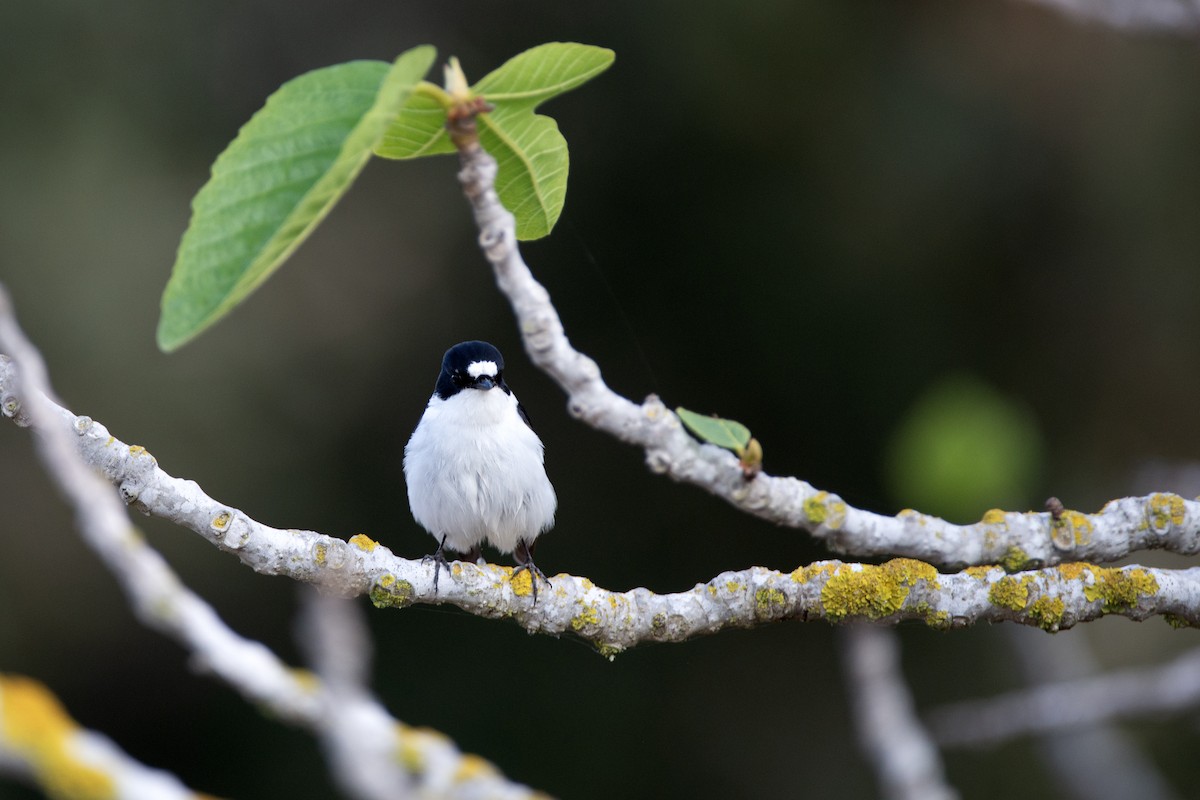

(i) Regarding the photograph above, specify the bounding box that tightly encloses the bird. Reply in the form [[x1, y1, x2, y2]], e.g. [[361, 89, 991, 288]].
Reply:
[[403, 341, 557, 601]]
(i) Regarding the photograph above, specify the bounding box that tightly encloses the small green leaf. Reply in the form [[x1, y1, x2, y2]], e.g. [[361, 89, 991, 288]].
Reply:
[[472, 42, 616, 107], [677, 408, 753, 454], [157, 46, 437, 351], [375, 42, 614, 240]]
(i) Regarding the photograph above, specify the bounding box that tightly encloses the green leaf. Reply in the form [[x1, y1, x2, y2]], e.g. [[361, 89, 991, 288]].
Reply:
[[375, 42, 614, 240], [373, 88, 455, 160], [677, 408, 753, 454], [472, 42, 616, 107], [478, 110, 567, 241], [157, 46, 437, 351]]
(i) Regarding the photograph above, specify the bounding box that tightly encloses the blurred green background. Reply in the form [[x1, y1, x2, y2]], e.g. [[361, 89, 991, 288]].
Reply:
[[2, 2, 1199, 798]]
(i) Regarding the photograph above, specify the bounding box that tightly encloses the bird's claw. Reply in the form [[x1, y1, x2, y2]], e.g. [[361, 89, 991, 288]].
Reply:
[[423, 536, 452, 594]]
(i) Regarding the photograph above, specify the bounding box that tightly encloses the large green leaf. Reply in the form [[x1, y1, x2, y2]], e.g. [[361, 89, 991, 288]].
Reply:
[[478, 110, 567, 241], [157, 46, 436, 351], [375, 42, 614, 240]]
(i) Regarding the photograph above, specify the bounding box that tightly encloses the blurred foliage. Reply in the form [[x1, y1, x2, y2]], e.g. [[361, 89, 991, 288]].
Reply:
[[2, 1, 1199, 798], [885, 373, 1044, 522]]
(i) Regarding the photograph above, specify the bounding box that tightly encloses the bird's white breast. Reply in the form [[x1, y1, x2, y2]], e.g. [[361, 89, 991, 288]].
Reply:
[[404, 388, 557, 555]]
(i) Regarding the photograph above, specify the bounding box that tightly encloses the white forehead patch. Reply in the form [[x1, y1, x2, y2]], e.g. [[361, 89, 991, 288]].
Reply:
[[467, 360, 498, 379]]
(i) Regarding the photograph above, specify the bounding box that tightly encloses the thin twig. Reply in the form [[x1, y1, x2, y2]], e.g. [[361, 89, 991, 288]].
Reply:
[[840, 627, 958, 800]]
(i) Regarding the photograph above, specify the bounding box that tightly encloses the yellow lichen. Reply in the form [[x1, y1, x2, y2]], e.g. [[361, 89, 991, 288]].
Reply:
[[802, 491, 846, 529], [455, 754, 500, 782], [289, 669, 320, 693], [790, 561, 840, 584], [754, 587, 787, 619], [348, 534, 378, 553], [0, 675, 115, 800], [820, 559, 939, 621], [313, 543, 327, 566], [981, 508, 1007, 525], [571, 602, 600, 631], [1059, 510, 1093, 545], [725, 581, 743, 593], [1029, 596, 1066, 630], [509, 569, 533, 597], [1001, 546, 1033, 573], [1084, 567, 1160, 612], [396, 725, 452, 775], [597, 642, 624, 659], [1057, 562, 1090, 581], [369, 573, 414, 609], [988, 576, 1029, 611], [963, 566, 998, 581], [1148, 493, 1186, 532], [803, 491, 830, 523]]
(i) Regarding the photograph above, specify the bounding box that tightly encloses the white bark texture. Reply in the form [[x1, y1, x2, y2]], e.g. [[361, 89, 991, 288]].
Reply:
[[0, 287, 542, 800]]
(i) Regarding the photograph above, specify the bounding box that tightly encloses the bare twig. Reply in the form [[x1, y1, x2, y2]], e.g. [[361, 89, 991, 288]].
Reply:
[[1003, 628, 1181, 800], [840, 627, 957, 800], [930, 639, 1200, 748], [298, 590, 411, 800]]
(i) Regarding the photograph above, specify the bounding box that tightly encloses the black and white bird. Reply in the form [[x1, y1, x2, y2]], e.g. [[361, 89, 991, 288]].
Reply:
[[404, 341, 557, 600]]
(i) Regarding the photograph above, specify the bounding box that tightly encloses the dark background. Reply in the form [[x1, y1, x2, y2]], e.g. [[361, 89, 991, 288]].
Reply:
[[2, 2, 1199, 797]]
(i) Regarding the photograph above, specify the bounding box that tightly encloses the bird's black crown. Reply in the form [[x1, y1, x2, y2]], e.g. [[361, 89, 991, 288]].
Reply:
[[435, 340, 510, 399]]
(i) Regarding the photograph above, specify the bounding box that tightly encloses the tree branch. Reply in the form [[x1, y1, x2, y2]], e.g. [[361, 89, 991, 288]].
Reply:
[[1000, 628, 1181, 800], [3, 345, 1200, 653], [929, 640, 1200, 748], [0, 284, 542, 800], [0, 675, 202, 800], [840, 627, 957, 800], [445, 114, 1200, 573]]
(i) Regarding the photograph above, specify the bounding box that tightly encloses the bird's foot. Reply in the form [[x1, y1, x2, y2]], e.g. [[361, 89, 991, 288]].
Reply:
[[422, 536, 452, 594], [512, 539, 551, 604]]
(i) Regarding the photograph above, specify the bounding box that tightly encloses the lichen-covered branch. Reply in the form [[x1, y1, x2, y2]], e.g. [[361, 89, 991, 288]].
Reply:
[[446, 113, 1200, 572], [5, 346, 1200, 658], [929, 642, 1200, 749], [840, 627, 957, 800], [4, 347, 1200, 653], [0, 674, 205, 800], [0, 286, 542, 800]]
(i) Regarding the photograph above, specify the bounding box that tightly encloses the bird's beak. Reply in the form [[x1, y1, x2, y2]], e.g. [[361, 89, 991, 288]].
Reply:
[[474, 376, 495, 390]]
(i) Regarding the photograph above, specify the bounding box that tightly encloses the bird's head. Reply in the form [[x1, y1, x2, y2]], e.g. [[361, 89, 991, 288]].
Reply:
[[435, 340, 509, 399]]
